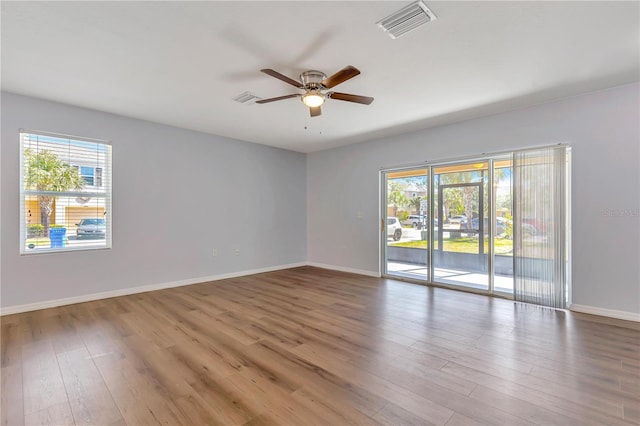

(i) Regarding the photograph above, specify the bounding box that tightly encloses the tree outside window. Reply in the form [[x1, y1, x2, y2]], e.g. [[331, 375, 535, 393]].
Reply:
[[23, 149, 85, 237]]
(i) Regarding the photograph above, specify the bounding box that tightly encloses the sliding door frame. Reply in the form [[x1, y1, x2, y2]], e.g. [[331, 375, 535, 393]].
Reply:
[[380, 144, 569, 301], [380, 167, 431, 280], [382, 161, 498, 295]]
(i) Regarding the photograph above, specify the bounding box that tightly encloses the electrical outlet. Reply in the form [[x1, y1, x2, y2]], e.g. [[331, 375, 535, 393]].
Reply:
[[234, 248, 240, 256], [212, 248, 218, 257]]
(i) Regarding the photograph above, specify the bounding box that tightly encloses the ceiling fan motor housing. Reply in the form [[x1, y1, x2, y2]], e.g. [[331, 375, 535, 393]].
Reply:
[[300, 70, 327, 89]]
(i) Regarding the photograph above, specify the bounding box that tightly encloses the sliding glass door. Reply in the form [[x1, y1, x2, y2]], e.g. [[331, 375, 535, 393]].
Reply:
[[381, 146, 570, 305], [432, 162, 489, 290], [382, 168, 429, 281]]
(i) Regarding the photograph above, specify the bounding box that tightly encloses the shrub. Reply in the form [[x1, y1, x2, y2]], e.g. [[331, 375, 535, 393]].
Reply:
[[397, 211, 409, 222], [27, 224, 44, 237], [504, 213, 513, 240], [50, 224, 65, 228]]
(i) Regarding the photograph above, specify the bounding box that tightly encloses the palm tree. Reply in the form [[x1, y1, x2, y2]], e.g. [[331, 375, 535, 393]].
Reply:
[[408, 196, 424, 214], [23, 149, 85, 237], [387, 181, 408, 217]]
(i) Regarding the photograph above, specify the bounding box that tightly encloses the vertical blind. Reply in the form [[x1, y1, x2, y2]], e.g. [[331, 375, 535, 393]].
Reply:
[[513, 146, 570, 308], [20, 131, 112, 253]]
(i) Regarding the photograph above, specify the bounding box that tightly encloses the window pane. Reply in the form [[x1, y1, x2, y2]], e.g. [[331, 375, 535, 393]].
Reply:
[[80, 166, 95, 186], [20, 132, 111, 254], [384, 168, 429, 281], [432, 161, 489, 290]]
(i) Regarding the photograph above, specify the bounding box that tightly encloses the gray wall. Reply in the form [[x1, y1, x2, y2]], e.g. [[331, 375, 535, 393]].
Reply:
[[307, 83, 640, 314], [3, 85, 639, 315], [1, 92, 307, 308]]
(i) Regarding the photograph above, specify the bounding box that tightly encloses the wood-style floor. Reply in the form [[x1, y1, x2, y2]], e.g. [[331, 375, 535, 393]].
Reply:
[[2, 266, 639, 425]]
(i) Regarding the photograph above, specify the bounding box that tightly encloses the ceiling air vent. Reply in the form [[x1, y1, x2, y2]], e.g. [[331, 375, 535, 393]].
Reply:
[[377, 1, 437, 39], [233, 91, 261, 104]]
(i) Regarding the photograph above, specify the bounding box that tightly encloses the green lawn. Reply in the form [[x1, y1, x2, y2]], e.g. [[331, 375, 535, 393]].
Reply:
[[389, 237, 514, 255]]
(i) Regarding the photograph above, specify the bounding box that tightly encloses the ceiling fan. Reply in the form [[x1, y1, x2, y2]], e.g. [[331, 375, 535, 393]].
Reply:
[[256, 65, 374, 117]]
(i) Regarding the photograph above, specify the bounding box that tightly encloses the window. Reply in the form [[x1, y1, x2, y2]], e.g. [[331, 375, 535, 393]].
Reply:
[[20, 131, 112, 254], [80, 166, 95, 186], [71, 165, 102, 187]]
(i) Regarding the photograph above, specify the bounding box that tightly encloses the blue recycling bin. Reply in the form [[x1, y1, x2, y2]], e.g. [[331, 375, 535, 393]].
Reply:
[[49, 227, 67, 248]]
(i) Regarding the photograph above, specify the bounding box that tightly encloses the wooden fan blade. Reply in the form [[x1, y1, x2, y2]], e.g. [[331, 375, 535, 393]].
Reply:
[[322, 65, 360, 89], [260, 69, 303, 88], [328, 92, 374, 105], [255, 94, 300, 104], [310, 106, 322, 117]]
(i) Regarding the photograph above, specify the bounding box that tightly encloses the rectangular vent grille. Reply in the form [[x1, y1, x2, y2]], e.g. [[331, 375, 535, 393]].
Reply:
[[377, 1, 436, 39], [233, 91, 261, 104]]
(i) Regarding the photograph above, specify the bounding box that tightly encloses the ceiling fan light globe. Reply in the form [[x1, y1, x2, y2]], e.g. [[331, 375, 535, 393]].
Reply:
[[302, 93, 324, 107]]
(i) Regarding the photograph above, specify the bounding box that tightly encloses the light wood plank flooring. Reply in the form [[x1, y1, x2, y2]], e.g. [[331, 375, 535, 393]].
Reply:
[[2, 266, 639, 425]]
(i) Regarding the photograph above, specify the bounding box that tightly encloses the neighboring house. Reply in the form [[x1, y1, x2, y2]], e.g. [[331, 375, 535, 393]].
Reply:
[[387, 182, 427, 217], [403, 183, 427, 213]]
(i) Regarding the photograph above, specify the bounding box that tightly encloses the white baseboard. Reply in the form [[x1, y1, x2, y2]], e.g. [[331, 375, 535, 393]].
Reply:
[[305, 261, 381, 278], [569, 304, 640, 322], [6, 263, 636, 323], [0, 262, 306, 316]]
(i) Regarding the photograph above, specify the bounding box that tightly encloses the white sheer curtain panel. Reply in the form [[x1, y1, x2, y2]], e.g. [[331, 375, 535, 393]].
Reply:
[[513, 146, 570, 308]]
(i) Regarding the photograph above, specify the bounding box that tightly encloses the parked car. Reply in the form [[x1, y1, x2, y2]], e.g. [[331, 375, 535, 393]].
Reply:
[[470, 217, 537, 237], [76, 218, 106, 238], [519, 221, 538, 236], [523, 218, 547, 234], [471, 217, 508, 236], [402, 215, 426, 228], [448, 215, 468, 227], [387, 217, 403, 241]]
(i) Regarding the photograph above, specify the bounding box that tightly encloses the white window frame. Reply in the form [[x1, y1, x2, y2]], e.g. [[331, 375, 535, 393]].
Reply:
[[19, 130, 112, 254]]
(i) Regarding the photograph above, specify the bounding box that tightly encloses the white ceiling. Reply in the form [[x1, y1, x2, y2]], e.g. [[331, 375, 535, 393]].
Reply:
[[2, 1, 638, 153]]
